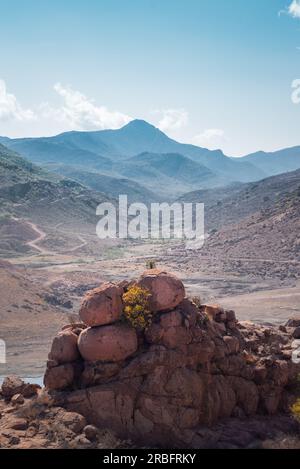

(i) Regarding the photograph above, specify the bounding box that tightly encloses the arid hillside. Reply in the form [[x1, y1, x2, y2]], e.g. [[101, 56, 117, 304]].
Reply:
[[0, 261, 67, 377], [0, 143, 116, 257], [179, 168, 300, 232]]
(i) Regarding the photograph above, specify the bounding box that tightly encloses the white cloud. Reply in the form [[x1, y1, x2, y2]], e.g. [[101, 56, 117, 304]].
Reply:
[[288, 0, 300, 18], [155, 108, 188, 132], [192, 128, 226, 149], [0, 79, 35, 122], [42, 82, 132, 131]]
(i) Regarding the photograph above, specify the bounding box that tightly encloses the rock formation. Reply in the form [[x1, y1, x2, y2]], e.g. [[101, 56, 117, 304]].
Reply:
[[42, 269, 300, 448]]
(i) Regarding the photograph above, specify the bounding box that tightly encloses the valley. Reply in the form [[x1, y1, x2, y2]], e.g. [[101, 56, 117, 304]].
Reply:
[[0, 231, 299, 378], [0, 122, 299, 380]]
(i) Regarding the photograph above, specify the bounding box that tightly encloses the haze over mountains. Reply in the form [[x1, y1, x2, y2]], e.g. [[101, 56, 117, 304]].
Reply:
[[1, 119, 300, 262], [2, 119, 300, 199]]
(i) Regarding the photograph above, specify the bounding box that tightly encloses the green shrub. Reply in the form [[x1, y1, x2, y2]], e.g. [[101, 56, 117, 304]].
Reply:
[[146, 260, 156, 269]]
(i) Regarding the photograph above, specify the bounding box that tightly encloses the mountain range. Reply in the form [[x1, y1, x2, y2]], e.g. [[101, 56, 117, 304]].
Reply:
[[0, 121, 300, 280], [2, 119, 300, 199]]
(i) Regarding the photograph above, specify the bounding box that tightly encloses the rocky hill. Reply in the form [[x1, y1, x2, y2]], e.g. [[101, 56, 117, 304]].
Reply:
[[0, 261, 67, 377], [0, 144, 113, 256], [2, 269, 299, 449], [201, 187, 300, 279], [179, 168, 300, 232], [174, 184, 300, 282]]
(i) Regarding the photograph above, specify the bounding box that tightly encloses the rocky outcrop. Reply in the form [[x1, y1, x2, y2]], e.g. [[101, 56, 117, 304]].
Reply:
[[78, 324, 138, 362], [48, 329, 80, 364], [1, 376, 40, 400], [43, 269, 300, 448], [0, 384, 123, 449], [79, 282, 123, 327], [137, 269, 185, 312]]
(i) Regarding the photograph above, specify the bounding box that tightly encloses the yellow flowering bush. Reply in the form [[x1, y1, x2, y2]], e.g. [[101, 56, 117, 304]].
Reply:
[[291, 399, 300, 421], [122, 285, 152, 331]]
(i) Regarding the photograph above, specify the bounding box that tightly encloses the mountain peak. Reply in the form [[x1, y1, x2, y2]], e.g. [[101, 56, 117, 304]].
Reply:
[[121, 119, 159, 133]]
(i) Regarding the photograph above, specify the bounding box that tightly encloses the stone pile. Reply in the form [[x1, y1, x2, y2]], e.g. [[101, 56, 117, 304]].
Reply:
[[43, 269, 300, 448]]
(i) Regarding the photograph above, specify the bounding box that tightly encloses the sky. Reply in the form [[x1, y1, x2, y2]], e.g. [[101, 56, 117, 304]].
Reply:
[[0, 0, 300, 156]]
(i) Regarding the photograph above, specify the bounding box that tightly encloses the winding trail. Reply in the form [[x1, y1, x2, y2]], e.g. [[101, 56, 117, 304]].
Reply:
[[11, 217, 89, 255], [66, 235, 88, 253], [24, 221, 49, 254]]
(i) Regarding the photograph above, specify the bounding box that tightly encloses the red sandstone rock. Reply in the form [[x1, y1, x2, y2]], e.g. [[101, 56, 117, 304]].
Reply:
[[227, 376, 259, 416], [59, 411, 86, 433], [1, 376, 25, 399], [11, 394, 24, 406], [83, 424, 99, 441], [286, 317, 300, 328], [44, 363, 75, 390], [78, 324, 138, 362], [223, 336, 240, 354], [162, 325, 192, 349], [42, 271, 300, 448], [22, 383, 41, 398], [9, 418, 28, 431], [62, 323, 86, 332], [225, 310, 237, 323], [49, 329, 80, 364], [137, 269, 185, 312], [145, 309, 192, 349], [204, 304, 226, 322], [79, 282, 123, 327], [293, 326, 300, 339]]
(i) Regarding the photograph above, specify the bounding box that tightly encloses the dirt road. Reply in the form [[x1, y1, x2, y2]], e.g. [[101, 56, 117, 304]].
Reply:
[[25, 221, 49, 254]]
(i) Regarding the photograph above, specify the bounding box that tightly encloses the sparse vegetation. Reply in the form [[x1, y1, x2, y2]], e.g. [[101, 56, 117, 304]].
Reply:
[[146, 259, 156, 269], [191, 295, 202, 308], [0, 212, 11, 221], [122, 284, 152, 331], [103, 247, 125, 260], [291, 399, 300, 421], [291, 375, 300, 421]]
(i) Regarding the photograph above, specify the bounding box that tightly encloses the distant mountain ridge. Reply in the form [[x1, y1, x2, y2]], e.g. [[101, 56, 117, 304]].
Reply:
[[179, 167, 300, 232], [1, 120, 300, 198], [242, 146, 300, 176], [0, 143, 112, 248]]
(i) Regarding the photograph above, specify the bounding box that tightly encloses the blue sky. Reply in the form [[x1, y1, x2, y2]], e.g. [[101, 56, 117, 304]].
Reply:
[[0, 0, 300, 155]]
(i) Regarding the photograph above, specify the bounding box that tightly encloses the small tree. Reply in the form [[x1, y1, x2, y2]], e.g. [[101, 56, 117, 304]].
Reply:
[[146, 260, 156, 270]]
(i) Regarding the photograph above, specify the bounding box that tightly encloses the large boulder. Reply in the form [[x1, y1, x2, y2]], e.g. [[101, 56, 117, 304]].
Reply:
[[58, 410, 87, 433], [44, 363, 75, 390], [137, 269, 185, 312], [48, 329, 80, 364], [286, 317, 300, 328], [43, 274, 300, 448], [78, 324, 138, 362], [79, 283, 123, 327], [1, 376, 25, 399], [292, 326, 300, 339]]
